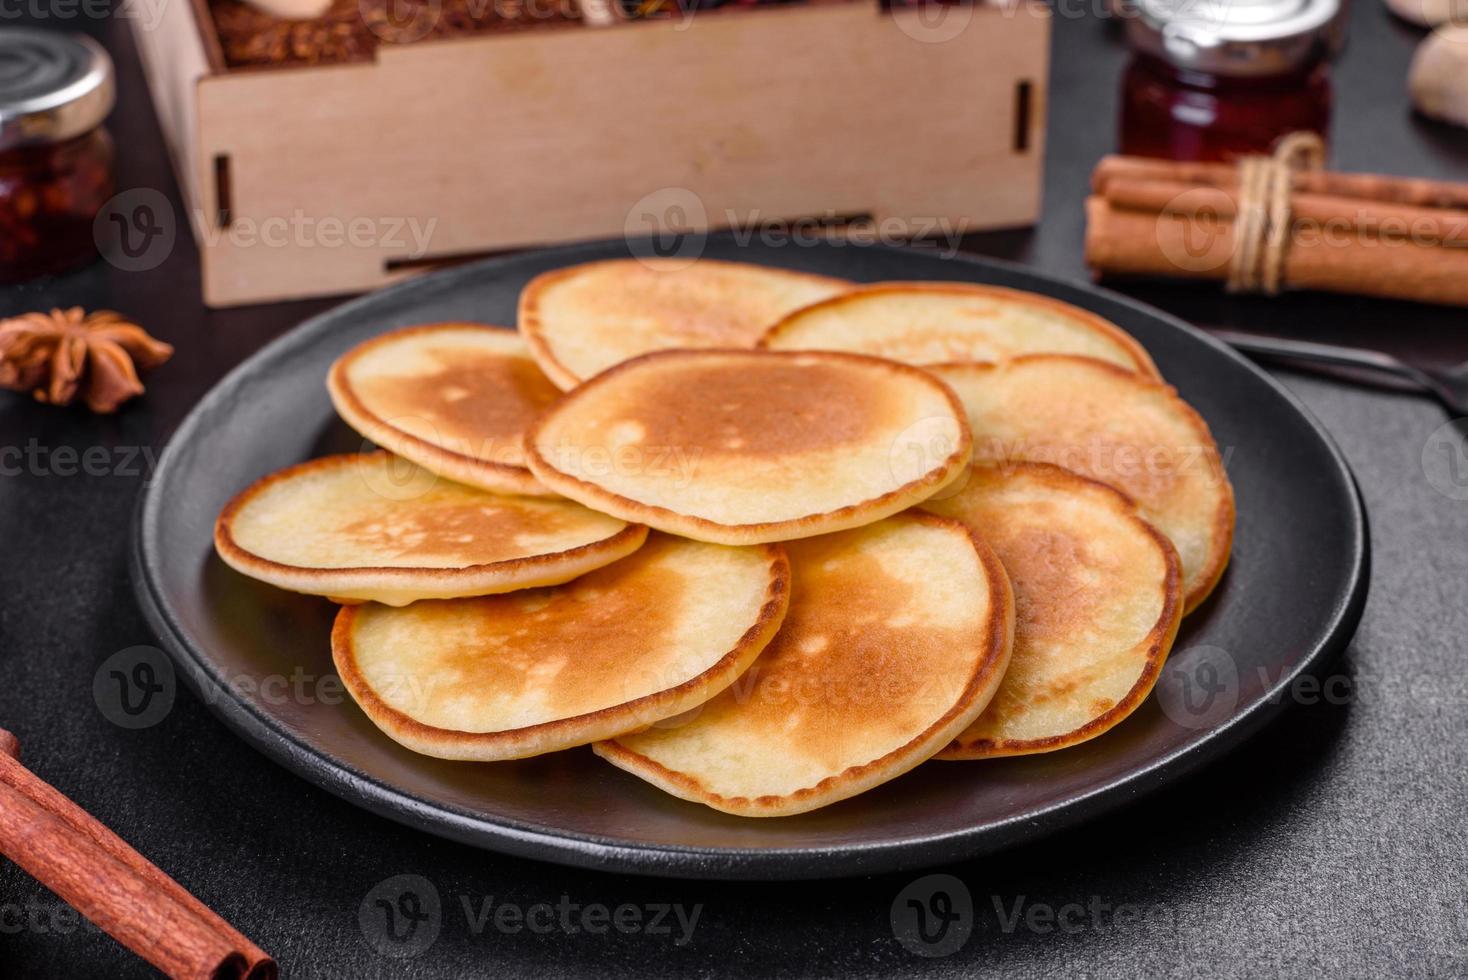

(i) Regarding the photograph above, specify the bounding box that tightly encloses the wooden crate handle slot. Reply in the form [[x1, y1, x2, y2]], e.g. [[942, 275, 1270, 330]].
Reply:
[[213, 153, 233, 230], [1013, 80, 1033, 155], [384, 245, 521, 276], [381, 212, 878, 276]]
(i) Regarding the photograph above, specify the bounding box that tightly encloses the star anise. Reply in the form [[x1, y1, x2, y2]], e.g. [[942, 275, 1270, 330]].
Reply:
[[0, 308, 174, 414]]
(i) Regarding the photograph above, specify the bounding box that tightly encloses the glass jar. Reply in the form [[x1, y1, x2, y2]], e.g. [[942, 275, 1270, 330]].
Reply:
[[1119, 0, 1341, 162], [0, 31, 116, 282]]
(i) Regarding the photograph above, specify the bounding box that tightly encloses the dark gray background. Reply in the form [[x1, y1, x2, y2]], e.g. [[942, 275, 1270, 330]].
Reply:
[[1, 0, 1465, 975]]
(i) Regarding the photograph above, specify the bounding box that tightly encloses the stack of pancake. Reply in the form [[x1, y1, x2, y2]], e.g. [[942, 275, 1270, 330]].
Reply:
[[214, 258, 1233, 817]]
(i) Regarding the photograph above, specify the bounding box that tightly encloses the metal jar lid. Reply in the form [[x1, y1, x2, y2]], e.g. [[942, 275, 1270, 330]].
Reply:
[[0, 29, 114, 152], [1124, 0, 1343, 76]]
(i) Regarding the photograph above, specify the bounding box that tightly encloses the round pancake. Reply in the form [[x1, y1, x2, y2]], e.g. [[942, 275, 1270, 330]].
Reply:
[[214, 452, 647, 606], [921, 462, 1183, 758], [328, 323, 561, 496], [594, 513, 1014, 817], [518, 258, 849, 389], [524, 349, 973, 545], [759, 282, 1160, 378], [930, 355, 1233, 612], [332, 534, 789, 761]]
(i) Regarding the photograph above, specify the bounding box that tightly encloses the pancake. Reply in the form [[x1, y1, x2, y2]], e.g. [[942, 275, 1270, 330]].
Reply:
[[931, 355, 1233, 612], [921, 462, 1183, 758], [214, 452, 646, 605], [594, 513, 1013, 817], [518, 258, 849, 389], [332, 534, 789, 761], [759, 282, 1160, 379], [524, 349, 972, 545], [328, 323, 561, 496]]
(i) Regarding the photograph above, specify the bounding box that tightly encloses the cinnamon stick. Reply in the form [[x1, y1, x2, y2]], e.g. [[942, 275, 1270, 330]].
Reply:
[[0, 732, 275, 980], [0, 783, 248, 979], [1085, 195, 1468, 307], [1099, 177, 1468, 248], [1093, 154, 1468, 211]]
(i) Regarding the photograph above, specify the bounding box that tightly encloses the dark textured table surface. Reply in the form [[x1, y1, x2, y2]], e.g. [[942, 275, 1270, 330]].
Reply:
[[2, 2, 1467, 977]]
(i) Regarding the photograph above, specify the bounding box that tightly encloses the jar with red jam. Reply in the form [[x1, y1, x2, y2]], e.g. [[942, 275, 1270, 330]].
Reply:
[[0, 30, 116, 282], [1119, 0, 1342, 162]]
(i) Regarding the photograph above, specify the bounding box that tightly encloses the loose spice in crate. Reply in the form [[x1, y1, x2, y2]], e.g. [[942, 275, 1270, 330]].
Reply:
[[210, 0, 586, 68]]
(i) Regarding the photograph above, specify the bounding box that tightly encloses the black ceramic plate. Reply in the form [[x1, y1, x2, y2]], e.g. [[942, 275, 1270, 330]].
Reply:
[[132, 237, 1368, 880]]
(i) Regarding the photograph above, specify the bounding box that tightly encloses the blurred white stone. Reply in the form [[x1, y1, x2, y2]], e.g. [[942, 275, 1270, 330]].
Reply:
[[1384, 0, 1468, 27], [1410, 25, 1468, 128]]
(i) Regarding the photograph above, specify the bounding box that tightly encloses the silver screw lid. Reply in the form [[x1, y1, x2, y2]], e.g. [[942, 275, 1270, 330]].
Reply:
[[1124, 0, 1343, 76], [0, 29, 114, 152]]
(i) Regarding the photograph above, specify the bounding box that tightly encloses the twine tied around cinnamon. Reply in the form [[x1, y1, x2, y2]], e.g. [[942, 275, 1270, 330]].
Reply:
[[1225, 131, 1327, 295]]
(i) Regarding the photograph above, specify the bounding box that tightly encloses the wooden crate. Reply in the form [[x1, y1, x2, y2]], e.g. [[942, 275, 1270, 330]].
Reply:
[[132, 0, 1050, 307]]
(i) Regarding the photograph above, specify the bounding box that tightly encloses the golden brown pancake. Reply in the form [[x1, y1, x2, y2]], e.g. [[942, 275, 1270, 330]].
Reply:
[[922, 462, 1183, 758], [332, 534, 789, 760], [214, 452, 646, 605], [518, 258, 849, 389], [931, 355, 1233, 612], [328, 323, 561, 496], [594, 513, 1014, 817], [760, 282, 1160, 378], [524, 349, 973, 545]]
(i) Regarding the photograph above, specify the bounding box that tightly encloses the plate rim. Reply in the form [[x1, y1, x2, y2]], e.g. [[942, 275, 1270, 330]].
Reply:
[[130, 237, 1370, 880]]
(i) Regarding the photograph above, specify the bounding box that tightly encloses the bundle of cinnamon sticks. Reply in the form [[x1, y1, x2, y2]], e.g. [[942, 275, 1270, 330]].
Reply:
[[0, 729, 274, 979], [1085, 154, 1468, 307]]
